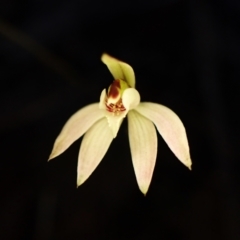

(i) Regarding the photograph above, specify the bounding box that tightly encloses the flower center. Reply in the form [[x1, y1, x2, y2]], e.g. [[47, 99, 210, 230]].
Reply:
[[105, 79, 129, 115]]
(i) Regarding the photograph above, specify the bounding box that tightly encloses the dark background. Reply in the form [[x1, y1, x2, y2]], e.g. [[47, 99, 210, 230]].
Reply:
[[1, 0, 240, 239]]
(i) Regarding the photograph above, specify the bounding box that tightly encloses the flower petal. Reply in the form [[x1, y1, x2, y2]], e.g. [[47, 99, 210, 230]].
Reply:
[[49, 103, 104, 160], [135, 102, 192, 169], [77, 117, 113, 186], [122, 88, 140, 111], [101, 53, 135, 88], [128, 110, 158, 195]]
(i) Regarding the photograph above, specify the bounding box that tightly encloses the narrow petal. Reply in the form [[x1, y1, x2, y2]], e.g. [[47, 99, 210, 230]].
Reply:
[[49, 103, 104, 160], [128, 110, 157, 195], [101, 53, 135, 88], [135, 102, 192, 169], [77, 118, 113, 186]]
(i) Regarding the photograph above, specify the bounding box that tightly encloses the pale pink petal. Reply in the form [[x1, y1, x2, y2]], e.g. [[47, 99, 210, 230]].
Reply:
[[49, 103, 104, 160], [128, 110, 157, 195], [101, 53, 135, 88], [135, 102, 192, 169], [77, 117, 113, 186]]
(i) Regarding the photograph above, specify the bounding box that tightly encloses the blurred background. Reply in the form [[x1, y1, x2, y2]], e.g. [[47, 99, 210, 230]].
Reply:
[[1, 0, 240, 239]]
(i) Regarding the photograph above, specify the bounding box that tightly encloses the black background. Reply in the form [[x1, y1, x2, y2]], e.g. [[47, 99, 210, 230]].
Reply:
[[1, 0, 240, 239]]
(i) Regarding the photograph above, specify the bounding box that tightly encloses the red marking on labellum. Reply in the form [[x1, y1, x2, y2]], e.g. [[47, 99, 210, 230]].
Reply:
[[105, 101, 126, 114], [105, 79, 126, 115], [108, 80, 121, 98]]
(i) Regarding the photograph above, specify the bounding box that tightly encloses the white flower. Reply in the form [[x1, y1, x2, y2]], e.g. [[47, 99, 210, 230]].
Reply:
[[49, 53, 192, 195]]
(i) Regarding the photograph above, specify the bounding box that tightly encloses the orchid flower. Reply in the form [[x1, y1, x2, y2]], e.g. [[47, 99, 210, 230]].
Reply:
[[49, 53, 192, 194]]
